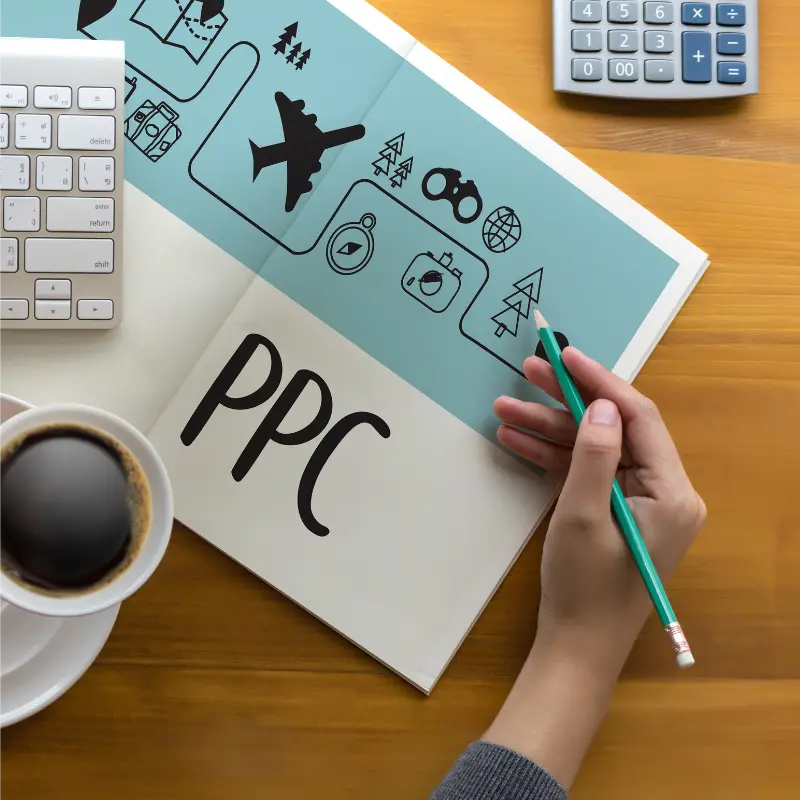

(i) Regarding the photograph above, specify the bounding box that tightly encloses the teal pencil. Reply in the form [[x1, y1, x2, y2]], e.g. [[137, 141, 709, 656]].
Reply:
[[533, 310, 694, 669]]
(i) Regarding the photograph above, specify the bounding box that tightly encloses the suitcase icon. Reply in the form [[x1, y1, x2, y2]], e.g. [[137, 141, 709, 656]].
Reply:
[[125, 99, 182, 162]]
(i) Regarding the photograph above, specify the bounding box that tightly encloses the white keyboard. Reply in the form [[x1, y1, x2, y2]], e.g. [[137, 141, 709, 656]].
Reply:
[[0, 37, 124, 330]]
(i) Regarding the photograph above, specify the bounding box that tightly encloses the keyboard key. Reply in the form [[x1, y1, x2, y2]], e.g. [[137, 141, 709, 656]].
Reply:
[[15, 114, 52, 150], [46, 197, 114, 232], [77, 299, 114, 320], [608, 2, 638, 23], [572, 58, 603, 80], [36, 155, 73, 191], [717, 3, 745, 25], [78, 87, 116, 110], [57, 115, 115, 150], [34, 86, 72, 109], [0, 114, 8, 149], [718, 61, 746, 83], [35, 279, 71, 300], [79, 157, 115, 191], [1, 86, 27, 108], [0, 155, 31, 190], [609, 58, 639, 81], [682, 31, 712, 82], [25, 238, 114, 273], [609, 30, 639, 52], [645, 59, 676, 81], [35, 300, 71, 321], [681, 2, 710, 24], [571, 1, 602, 22], [643, 2, 674, 23], [717, 32, 746, 55], [645, 30, 675, 52], [572, 29, 603, 51], [3, 196, 40, 232], [1, 238, 19, 273], [1, 299, 29, 320]]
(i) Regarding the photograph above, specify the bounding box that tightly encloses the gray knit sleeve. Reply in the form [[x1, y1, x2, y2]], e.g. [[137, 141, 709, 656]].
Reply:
[[429, 742, 568, 800]]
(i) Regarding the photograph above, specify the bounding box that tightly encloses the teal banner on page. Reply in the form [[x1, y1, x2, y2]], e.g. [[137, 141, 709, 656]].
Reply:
[[3, 0, 679, 442]]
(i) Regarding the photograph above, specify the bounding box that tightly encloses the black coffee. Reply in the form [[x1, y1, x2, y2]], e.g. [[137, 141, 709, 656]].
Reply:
[[1, 422, 151, 594]]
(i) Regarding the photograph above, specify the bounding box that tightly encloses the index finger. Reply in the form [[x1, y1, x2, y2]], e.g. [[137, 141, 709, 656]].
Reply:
[[561, 347, 686, 478]]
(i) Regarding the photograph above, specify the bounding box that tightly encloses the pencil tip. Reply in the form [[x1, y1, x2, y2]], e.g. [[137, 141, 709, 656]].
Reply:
[[533, 309, 548, 330]]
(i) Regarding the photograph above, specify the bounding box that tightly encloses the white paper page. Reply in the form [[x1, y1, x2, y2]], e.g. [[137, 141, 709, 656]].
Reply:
[[0, 185, 255, 432], [148, 275, 560, 693]]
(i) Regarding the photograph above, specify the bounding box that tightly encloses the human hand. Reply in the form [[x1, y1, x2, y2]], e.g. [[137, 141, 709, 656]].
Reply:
[[494, 347, 706, 669]]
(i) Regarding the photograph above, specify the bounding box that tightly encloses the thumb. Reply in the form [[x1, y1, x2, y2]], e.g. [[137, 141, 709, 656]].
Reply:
[[560, 399, 623, 517]]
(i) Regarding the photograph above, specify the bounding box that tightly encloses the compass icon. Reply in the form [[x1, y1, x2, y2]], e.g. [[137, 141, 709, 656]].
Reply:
[[325, 214, 377, 275]]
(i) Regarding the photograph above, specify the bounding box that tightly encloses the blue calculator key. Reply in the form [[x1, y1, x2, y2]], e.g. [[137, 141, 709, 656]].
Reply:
[[718, 61, 747, 83], [682, 31, 712, 82], [717, 3, 746, 25], [717, 32, 746, 55], [681, 2, 711, 24]]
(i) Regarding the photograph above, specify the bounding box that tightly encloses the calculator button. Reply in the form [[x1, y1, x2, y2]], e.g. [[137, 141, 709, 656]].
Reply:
[[3, 196, 40, 232], [77, 87, 116, 110], [1, 299, 29, 320], [0, 155, 31, 190], [609, 58, 639, 81], [682, 31, 712, 82], [46, 197, 114, 233], [35, 300, 71, 321], [572, 30, 603, 52], [36, 156, 73, 191], [717, 32, 746, 55], [718, 61, 746, 83], [572, 58, 603, 80], [644, 30, 675, 52], [1, 238, 19, 273], [645, 59, 676, 81], [0, 114, 8, 149], [571, 1, 602, 22], [79, 157, 115, 191], [717, 3, 745, 25], [1, 86, 28, 108], [57, 115, 115, 150], [643, 2, 674, 23], [77, 299, 113, 320], [608, 2, 638, 23], [25, 238, 114, 274], [609, 30, 639, 52], [15, 114, 52, 150], [35, 279, 71, 300], [33, 86, 72, 109], [681, 3, 711, 24]]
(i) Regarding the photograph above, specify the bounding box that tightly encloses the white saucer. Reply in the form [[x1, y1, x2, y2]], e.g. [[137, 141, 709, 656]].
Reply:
[[0, 393, 121, 728]]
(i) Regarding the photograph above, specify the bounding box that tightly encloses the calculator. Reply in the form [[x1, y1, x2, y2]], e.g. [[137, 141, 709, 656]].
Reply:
[[553, 1, 759, 99], [0, 37, 125, 330]]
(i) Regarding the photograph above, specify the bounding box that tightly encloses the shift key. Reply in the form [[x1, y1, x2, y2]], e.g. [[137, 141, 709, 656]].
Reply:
[[46, 197, 114, 232], [25, 238, 114, 273]]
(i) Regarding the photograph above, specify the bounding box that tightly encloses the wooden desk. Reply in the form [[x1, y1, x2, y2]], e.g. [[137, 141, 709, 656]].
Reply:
[[3, 2, 799, 798]]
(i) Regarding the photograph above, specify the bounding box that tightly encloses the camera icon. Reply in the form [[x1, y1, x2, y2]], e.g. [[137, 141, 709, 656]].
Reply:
[[401, 251, 462, 314]]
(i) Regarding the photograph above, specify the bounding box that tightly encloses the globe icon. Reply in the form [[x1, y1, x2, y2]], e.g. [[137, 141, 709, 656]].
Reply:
[[482, 207, 522, 253]]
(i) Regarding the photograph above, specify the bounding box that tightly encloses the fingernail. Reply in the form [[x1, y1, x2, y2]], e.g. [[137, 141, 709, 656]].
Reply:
[[588, 399, 619, 426]]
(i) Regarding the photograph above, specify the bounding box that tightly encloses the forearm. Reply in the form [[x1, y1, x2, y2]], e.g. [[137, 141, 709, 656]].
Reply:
[[481, 631, 626, 790]]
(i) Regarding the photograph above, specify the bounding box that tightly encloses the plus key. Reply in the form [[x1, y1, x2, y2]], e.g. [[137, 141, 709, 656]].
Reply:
[[682, 31, 712, 82]]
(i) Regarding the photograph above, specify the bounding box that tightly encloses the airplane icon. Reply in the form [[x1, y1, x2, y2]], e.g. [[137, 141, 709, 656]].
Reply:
[[249, 92, 366, 213]]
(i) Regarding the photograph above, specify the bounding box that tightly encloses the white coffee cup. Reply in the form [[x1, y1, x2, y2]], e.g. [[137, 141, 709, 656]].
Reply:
[[0, 404, 173, 617]]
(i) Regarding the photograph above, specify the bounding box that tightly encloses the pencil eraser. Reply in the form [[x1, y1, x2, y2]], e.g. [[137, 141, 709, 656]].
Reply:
[[676, 651, 695, 669]]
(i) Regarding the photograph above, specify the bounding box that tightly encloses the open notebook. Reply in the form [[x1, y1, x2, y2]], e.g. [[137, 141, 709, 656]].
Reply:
[[1, 1, 708, 692]]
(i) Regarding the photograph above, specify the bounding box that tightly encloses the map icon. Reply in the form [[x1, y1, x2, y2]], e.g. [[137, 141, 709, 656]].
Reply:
[[482, 206, 522, 253]]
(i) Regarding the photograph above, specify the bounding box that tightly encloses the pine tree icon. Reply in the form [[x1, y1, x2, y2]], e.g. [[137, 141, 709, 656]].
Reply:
[[287, 41, 303, 64], [372, 134, 404, 177], [390, 157, 414, 188], [295, 49, 311, 70], [491, 269, 543, 338], [273, 21, 298, 55]]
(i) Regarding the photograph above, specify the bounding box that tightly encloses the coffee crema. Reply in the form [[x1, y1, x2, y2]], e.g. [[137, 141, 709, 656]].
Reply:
[[0, 422, 152, 595]]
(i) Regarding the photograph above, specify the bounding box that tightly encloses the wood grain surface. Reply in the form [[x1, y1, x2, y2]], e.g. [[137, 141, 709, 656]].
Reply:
[[3, 2, 800, 798]]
